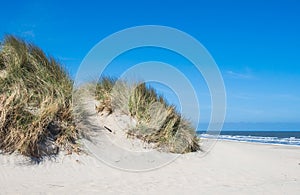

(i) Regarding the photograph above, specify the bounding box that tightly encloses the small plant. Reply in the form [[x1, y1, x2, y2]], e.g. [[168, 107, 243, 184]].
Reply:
[[95, 77, 200, 153], [0, 36, 78, 158]]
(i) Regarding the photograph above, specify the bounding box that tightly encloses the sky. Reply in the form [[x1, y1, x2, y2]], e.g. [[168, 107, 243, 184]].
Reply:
[[1, 0, 300, 124]]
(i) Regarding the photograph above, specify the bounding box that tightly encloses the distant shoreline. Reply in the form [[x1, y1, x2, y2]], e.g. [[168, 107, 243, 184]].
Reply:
[[199, 132, 300, 147], [204, 137, 300, 147]]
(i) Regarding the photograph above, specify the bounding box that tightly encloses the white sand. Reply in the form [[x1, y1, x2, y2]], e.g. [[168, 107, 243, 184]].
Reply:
[[1, 97, 300, 194], [1, 140, 300, 194]]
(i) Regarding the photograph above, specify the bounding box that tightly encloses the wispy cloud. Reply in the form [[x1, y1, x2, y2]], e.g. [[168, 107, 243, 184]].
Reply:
[[231, 92, 300, 101], [17, 23, 37, 39], [226, 70, 255, 79], [58, 56, 78, 61], [272, 94, 300, 101], [21, 30, 35, 38], [231, 93, 255, 100]]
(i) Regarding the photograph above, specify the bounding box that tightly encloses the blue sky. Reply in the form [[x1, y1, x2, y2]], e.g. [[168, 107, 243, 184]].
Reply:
[[1, 0, 300, 124]]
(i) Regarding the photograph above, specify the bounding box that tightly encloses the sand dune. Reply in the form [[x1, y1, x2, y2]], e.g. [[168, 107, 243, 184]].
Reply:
[[1, 96, 300, 194]]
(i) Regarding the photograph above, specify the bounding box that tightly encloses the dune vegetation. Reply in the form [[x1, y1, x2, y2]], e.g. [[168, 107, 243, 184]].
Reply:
[[0, 36, 78, 158], [0, 35, 200, 159], [95, 77, 200, 153]]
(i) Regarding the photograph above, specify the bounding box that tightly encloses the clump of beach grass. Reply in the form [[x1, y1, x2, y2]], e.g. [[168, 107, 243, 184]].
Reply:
[[95, 77, 200, 153], [0, 36, 78, 158]]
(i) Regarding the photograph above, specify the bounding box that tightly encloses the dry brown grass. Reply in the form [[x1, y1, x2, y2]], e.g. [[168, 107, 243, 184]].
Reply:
[[0, 35, 78, 158]]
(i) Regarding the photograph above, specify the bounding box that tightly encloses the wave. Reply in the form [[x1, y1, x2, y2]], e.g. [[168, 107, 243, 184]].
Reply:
[[199, 133, 300, 146]]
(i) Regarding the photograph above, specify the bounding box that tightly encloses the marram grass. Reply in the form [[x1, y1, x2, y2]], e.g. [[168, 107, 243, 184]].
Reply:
[[96, 77, 200, 153], [0, 35, 199, 158], [0, 36, 78, 158]]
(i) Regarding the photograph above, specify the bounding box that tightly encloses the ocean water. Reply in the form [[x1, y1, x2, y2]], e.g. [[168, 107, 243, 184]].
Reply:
[[196, 123, 300, 146]]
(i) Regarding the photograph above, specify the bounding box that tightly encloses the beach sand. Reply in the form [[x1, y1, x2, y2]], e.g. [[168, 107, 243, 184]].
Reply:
[[1, 140, 300, 194], [1, 97, 300, 194]]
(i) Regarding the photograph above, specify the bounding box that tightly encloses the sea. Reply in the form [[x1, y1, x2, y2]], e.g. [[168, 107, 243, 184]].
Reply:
[[196, 123, 300, 146]]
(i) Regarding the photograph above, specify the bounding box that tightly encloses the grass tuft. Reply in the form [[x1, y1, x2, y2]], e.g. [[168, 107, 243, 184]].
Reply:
[[0, 35, 78, 158], [95, 77, 200, 153]]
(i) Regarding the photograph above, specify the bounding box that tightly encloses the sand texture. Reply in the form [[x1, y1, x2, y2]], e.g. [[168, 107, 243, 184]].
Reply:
[[1, 96, 300, 194]]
